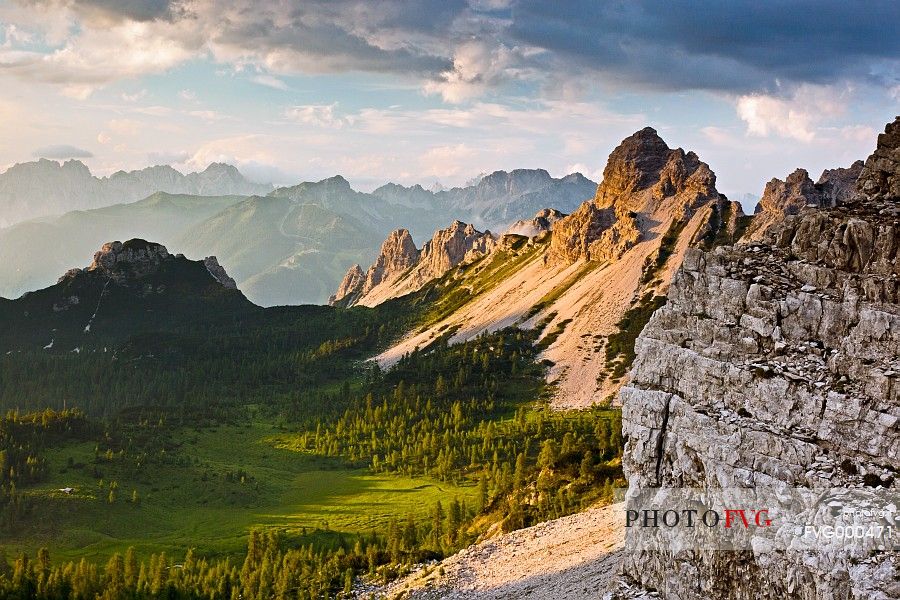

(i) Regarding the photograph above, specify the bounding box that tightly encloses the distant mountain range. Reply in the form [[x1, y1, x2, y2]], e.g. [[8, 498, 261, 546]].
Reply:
[[0, 159, 273, 227], [0, 166, 596, 305]]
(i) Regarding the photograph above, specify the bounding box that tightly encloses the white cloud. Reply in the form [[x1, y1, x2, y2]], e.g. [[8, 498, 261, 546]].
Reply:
[[107, 118, 142, 135], [284, 104, 345, 128], [251, 74, 289, 90], [2, 24, 32, 48], [187, 110, 234, 122], [121, 89, 147, 102], [423, 41, 521, 103], [178, 89, 198, 102], [736, 85, 847, 143]]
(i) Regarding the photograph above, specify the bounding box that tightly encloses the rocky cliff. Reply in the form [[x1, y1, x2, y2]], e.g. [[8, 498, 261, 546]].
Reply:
[[614, 117, 899, 598], [743, 161, 863, 242], [87, 239, 172, 281], [333, 220, 495, 307], [330, 229, 420, 305], [505, 208, 566, 238], [549, 127, 730, 264]]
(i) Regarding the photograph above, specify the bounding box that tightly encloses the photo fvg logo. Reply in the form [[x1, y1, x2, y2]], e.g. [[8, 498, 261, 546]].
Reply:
[[626, 508, 773, 529]]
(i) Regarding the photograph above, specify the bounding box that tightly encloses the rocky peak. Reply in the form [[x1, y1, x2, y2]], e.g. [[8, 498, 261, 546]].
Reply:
[[88, 239, 171, 281], [857, 115, 900, 199], [474, 169, 553, 200], [505, 208, 566, 238], [817, 159, 864, 205], [203, 256, 237, 289], [418, 220, 494, 276], [595, 127, 670, 202], [363, 229, 420, 289], [330, 264, 365, 306], [759, 168, 823, 214], [329, 229, 421, 306], [372, 182, 435, 207], [743, 161, 866, 243], [271, 175, 354, 202], [334, 219, 496, 306], [549, 127, 723, 263], [594, 128, 719, 217]]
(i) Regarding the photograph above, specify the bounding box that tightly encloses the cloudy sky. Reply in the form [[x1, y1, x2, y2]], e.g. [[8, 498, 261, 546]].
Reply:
[[0, 0, 897, 200]]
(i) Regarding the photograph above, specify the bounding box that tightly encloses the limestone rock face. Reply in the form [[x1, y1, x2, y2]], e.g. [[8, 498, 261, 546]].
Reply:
[[817, 160, 864, 205], [857, 116, 900, 200], [329, 230, 419, 305], [332, 221, 495, 306], [744, 168, 834, 241], [505, 208, 566, 238], [614, 121, 900, 599], [416, 220, 495, 283], [364, 229, 420, 290], [330, 264, 365, 306], [550, 127, 726, 264], [88, 239, 171, 280], [203, 256, 238, 289]]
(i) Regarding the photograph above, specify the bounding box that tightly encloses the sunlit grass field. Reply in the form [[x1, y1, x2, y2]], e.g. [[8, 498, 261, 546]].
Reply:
[[3, 421, 476, 563]]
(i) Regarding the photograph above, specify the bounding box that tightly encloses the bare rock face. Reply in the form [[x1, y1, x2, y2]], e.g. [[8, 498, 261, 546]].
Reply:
[[594, 128, 720, 216], [331, 221, 495, 306], [741, 118, 897, 244], [417, 220, 495, 282], [817, 160, 864, 205], [87, 239, 171, 280], [203, 256, 237, 289], [550, 127, 725, 263], [505, 208, 566, 238], [329, 230, 419, 306], [614, 121, 900, 599], [744, 168, 836, 242], [330, 264, 365, 306], [857, 116, 900, 200], [364, 229, 420, 290]]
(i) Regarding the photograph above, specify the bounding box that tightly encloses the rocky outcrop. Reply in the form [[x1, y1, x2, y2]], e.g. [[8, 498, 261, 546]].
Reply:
[[87, 239, 171, 280], [549, 127, 728, 264], [744, 168, 825, 242], [364, 229, 420, 289], [505, 208, 566, 238], [417, 221, 495, 280], [857, 116, 900, 200], [331, 264, 365, 306], [335, 220, 496, 307], [330, 229, 420, 305], [69, 239, 239, 293], [614, 119, 900, 598], [817, 160, 864, 205], [203, 256, 238, 290], [743, 158, 867, 243]]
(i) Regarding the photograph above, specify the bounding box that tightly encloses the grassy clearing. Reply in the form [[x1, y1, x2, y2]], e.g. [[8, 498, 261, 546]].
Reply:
[[4, 421, 475, 563]]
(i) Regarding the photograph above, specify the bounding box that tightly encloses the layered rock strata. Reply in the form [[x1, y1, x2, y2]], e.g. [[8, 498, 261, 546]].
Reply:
[[615, 118, 900, 599]]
